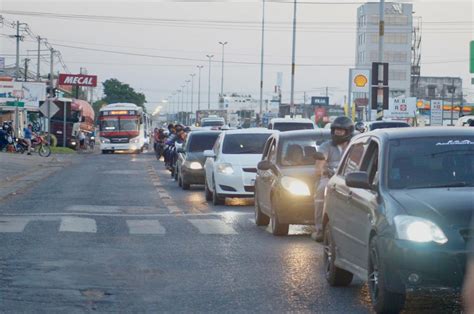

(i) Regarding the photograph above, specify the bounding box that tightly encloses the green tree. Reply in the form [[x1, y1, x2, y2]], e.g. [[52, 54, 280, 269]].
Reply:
[[92, 100, 108, 120], [101, 79, 147, 111]]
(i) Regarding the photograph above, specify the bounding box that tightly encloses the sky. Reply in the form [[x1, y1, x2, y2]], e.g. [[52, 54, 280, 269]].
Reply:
[[0, 0, 473, 114]]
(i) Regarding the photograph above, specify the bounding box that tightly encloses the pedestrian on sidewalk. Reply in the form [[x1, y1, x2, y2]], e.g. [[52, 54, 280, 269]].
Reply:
[[23, 124, 33, 155]]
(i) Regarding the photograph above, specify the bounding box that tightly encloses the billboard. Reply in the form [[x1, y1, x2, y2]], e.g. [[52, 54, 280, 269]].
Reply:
[[386, 97, 417, 118], [0, 80, 22, 103], [58, 73, 98, 87], [430, 100, 443, 126], [22, 82, 46, 108]]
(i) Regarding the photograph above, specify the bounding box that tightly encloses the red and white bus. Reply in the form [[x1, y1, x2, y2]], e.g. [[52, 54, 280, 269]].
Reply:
[[98, 103, 151, 153]]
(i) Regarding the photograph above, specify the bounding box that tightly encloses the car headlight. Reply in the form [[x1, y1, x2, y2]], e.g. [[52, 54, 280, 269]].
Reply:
[[130, 137, 140, 143], [394, 215, 448, 244], [100, 137, 110, 143], [185, 161, 202, 170], [216, 163, 234, 175], [280, 176, 311, 196], [91, 136, 95, 140]]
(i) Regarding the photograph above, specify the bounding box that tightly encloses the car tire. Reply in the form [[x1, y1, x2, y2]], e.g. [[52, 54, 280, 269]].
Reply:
[[368, 236, 406, 314], [254, 192, 269, 226], [212, 177, 225, 206], [101, 150, 107, 154], [181, 173, 190, 190], [270, 208, 288, 236], [205, 179, 213, 201], [323, 223, 354, 286]]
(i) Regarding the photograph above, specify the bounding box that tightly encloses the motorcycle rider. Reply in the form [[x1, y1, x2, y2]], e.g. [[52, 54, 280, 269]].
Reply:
[[23, 123, 34, 155], [312, 116, 354, 242]]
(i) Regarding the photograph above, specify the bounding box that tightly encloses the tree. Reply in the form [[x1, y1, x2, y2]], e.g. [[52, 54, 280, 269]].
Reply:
[[92, 100, 108, 120], [101, 79, 147, 111]]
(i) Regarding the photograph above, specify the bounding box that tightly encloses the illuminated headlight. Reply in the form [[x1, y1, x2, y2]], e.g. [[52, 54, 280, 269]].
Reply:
[[216, 163, 234, 175], [281, 176, 310, 196], [394, 215, 448, 244], [91, 136, 95, 140], [100, 137, 110, 143], [130, 137, 140, 143], [185, 161, 202, 170], [71, 141, 77, 146]]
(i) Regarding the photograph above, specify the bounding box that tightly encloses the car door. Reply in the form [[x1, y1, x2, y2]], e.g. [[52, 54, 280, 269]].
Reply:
[[346, 140, 380, 270], [329, 137, 368, 266], [178, 136, 189, 173], [259, 138, 277, 214], [256, 138, 273, 213], [205, 133, 222, 192]]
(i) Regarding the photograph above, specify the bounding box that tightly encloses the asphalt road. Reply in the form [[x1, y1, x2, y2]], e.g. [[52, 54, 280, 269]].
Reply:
[[0, 151, 461, 313]]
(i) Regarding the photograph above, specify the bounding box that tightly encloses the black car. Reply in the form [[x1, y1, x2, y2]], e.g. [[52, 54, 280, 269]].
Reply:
[[323, 127, 474, 313], [255, 129, 331, 235], [176, 130, 221, 190]]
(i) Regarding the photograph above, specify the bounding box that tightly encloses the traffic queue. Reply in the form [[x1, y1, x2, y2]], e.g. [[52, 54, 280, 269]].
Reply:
[[155, 117, 474, 314]]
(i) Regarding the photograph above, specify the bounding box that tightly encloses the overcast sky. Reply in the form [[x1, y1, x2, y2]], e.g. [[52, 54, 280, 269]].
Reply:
[[1, 0, 473, 113]]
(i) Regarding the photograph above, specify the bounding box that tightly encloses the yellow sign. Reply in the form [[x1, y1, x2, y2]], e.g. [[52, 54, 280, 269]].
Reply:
[[110, 110, 128, 115], [354, 74, 368, 88]]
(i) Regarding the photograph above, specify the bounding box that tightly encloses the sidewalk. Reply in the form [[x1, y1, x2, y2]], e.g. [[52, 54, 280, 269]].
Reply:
[[0, 152, 83, 201]]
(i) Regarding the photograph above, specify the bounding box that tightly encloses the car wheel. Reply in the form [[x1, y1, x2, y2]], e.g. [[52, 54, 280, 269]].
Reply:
[[270, 207, 288, 236], [205, 179, 213, 201], [181, 173, 190, 190], [212, 177, 225, 206], [323, 223, 353, 286], [368, 236, 406, 313], [254, 192, 269, 226]]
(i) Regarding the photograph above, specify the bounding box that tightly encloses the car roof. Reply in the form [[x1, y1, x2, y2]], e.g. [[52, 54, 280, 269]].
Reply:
[[223, 127, 276, 135], [274, 129, 331, 140], [189, 130, 221, 135], [359, 127, 474, 141], [367, 120, 410, 125], [270, 118, 314, 124]]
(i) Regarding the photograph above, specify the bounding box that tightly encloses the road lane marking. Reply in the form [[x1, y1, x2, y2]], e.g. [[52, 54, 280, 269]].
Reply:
[[126, 220, 166, 235], [0, 218, 30, 232], [59, 217, 97, 233], [189, 219, 237, 235]]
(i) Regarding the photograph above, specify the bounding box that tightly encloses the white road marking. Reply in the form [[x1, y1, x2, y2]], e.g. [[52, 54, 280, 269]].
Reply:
[[168, 205, 182, 213], [126, 220, 166, 235], [66, 205, 121, 213], [59, 217, 97, 233], [0, 217, 30, 232], [189, 219, 237, 235]]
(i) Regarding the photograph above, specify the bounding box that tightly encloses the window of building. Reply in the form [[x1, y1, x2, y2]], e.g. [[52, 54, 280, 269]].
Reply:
[[428, 86, 436, 98], [389, 70, 407, 81]]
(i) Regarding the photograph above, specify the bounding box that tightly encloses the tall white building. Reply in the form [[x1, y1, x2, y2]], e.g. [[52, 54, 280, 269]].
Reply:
[[356, 2, 413, 97]]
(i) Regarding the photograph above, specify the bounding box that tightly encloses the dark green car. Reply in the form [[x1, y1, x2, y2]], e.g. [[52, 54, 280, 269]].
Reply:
[[323, 127, 474, 313]]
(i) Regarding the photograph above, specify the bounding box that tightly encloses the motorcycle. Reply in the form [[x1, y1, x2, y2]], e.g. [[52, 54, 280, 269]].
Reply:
[[89, 136, 95, 150], [17, 135, 51, 157]]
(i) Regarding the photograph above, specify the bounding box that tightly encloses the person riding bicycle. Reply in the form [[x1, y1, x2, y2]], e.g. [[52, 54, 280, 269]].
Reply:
[[312, 116, 354, 242]]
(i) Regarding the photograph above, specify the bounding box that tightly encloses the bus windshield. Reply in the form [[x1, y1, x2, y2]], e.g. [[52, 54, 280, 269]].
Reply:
[[100, 117, 139, 132]]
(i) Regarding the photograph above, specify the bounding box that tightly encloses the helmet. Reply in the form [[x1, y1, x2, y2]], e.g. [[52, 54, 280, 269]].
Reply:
[[354, 121, 365, 133], [331, 116, 354, 144]]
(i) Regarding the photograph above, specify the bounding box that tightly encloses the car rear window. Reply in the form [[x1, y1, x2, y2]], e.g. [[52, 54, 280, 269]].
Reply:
[[370, 122, 410, 130], [273, 122, 314, 132], [388, 136, 474, 189], [222, 133, 271, 154], [201, 120, 224, 127], [188, 133, 220, 152]]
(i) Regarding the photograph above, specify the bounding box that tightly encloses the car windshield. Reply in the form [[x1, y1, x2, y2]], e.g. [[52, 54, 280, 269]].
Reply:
[[273, 122, 314, 132], [279, 134, 332, 166], [201, 120, 224, 127], [370, 122, 410, 130], [388, 137, 474, 189], [222, 133, 271, 154], [187, 133, 220, 152]]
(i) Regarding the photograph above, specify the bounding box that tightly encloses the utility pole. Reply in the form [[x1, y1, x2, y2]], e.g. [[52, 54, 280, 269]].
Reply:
[[206, 55, 214, 109], [181, 85, 185, 123], [325, 86, 328, 97], [185, 80, 190, 125], [259, 0, 266, 117], [376, 0, 385, 121], [15, 21, 21, 80], [218, 41, 228, 103], [450, 78, 456, 126], [36, 36, 42, 81], [197, 65, 203, 112], [289, 0, 297, 117], [190, 73, 196, 124], [48, 48, 55, 145], [24, 58, 30, 81]]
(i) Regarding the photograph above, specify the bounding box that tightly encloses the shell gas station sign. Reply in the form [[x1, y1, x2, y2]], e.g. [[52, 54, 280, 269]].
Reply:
[[350, 69, 370, 93]]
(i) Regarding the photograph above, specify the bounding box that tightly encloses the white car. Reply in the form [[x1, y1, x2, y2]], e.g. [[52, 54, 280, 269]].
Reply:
[[203, 128, 275, 205], [267, 118, 315, 131]]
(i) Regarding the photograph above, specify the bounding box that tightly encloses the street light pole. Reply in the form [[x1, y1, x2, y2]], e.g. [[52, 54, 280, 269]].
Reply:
[[181, 85, 185, 123], [197, 65, 203, 112], [206, 55, 214, 109], [185, 80, 190, 125], [218, 41, 228, 104], [190, 73, 196, 125], [289, 0, 297, 117], [259, 0, 266, 118]]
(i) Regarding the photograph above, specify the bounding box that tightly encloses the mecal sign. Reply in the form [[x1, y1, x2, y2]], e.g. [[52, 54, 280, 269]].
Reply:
[[58, 74, 97, 87]]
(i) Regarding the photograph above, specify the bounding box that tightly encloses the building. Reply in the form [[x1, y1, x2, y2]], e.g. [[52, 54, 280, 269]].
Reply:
[[412, 76, 463, 101], [355, 2, 413, 97]]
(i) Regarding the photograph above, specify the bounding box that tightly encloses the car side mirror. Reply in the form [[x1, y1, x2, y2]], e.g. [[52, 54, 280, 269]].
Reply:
[[257, 160, 272, 171], [313, 152, 326, 161], [345, 171, 371, 189], [203, 150, 216, 158]]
